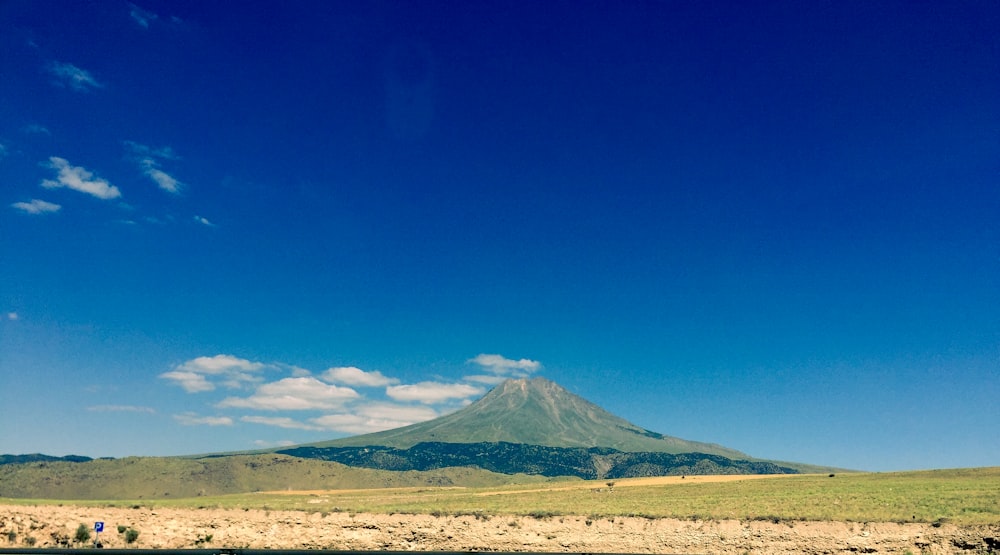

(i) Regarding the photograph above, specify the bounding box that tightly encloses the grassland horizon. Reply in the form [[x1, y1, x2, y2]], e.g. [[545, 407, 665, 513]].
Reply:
[[4, 467, 998, 526]]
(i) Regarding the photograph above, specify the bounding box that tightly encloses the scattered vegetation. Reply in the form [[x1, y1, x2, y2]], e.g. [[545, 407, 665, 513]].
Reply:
[[120, 526, 139, 544], [73, 523, 91, 546]]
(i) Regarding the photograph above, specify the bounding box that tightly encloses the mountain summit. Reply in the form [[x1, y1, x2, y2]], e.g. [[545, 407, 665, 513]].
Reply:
[[307, 377, 748, 459]]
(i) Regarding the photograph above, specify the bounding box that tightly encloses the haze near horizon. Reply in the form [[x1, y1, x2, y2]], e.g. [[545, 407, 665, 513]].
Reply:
[[1, 1, 997, 473]]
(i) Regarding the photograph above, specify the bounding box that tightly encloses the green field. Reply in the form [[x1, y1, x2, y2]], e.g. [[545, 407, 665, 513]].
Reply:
[[5, 467, 998, 526]]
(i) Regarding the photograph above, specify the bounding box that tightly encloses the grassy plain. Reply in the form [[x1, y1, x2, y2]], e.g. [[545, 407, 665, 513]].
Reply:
[[4, 467, 997, 526]]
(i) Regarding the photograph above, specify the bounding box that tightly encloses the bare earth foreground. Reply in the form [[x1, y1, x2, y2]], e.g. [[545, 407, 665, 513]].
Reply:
[[3, 504, 998, 555]]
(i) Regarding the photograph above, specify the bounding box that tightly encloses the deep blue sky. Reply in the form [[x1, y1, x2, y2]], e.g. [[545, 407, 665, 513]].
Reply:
[[1, 1, 997, 472]]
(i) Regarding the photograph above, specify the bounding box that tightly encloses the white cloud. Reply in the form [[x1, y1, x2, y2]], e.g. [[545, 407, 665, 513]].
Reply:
[[241, 416, 320, 431], [309, 414, 372, 434], [287, 365, 313, 377], [173, 412, 233, 426], [0, 143, 7, 158], [322, 366, 399, 387], [468, 353, 541, 377], [87, 405, 155, 414], [194, 215, 215, 227], [11, 199, 61, 214], [161, 354, 267, 392], [129, 3, 158, 28], [386, 381, 484, 404], [41, 157, 121, 200], [217, 377, 358, 411], [6, 313, 17, 321], [179, 354, 265, 374], [126, 141, 182, 194], [47, 62, 104, 92], [309, 412, 424, 435], [159, 370, 214, 393], [356, 402, 438, 422]]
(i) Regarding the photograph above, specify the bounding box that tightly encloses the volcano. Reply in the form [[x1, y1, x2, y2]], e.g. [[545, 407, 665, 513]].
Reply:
[[272, 377, 818, 478], [305, 377, 748, 459]]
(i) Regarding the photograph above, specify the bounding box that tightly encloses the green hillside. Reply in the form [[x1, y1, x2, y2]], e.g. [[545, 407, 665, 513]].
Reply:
[[0, 454, 553, 500]]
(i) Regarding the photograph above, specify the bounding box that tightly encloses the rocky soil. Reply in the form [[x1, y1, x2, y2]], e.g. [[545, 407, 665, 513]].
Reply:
[[2, 504, 998, 554]]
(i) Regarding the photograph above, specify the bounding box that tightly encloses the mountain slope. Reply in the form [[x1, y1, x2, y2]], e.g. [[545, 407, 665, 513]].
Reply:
[[304, 377, 748, 459]]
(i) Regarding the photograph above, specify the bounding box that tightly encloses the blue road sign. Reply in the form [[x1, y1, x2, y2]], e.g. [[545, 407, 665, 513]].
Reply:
[[94, 522, 104, 533]]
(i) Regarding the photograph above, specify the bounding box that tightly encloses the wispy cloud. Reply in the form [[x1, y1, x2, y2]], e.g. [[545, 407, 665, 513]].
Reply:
[[11, 199, 61, 214], [87, 405, 155, 414], [386, 381, 484, 404], [463, 374, 509, 385], [6, 313, 19, 321], [217, 377, 358, 411], [41, 157, 121, 200], [180, 354, 264, 374], [467, 353, 541, 379], [128, 3, 158, 28], [47, 61, 104, 92], [173, 412, 233, 426], [126, 141, 183, 194], [23, 124, 51, 135], [194, 215, 215, 227], [160, 354, 267, 392], [322, 366, 399, 387], [241, 415, 320, 430]]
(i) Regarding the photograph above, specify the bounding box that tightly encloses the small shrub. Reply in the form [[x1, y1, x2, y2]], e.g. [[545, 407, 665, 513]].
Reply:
[[25, 536, 36, 546], [74, 523, 91, 545], [117, 525, 127, 534], [6, 530, 16, 543], [125, 528, 140, 544]]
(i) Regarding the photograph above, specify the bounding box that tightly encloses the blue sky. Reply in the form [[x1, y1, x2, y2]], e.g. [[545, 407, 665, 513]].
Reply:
[[1, 1, 997, 472]]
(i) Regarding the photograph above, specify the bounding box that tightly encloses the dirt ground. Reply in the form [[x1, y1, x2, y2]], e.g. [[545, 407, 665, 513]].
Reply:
[[3, 504, 998, 554]]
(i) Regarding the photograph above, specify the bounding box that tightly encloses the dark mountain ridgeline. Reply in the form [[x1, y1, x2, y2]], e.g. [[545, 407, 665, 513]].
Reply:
[[0, 454, 93, 465], [278, 441, 797, 479]]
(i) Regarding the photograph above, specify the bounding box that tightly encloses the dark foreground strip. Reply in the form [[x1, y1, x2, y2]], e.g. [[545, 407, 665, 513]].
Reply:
[[0, 550, 684, 555]]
